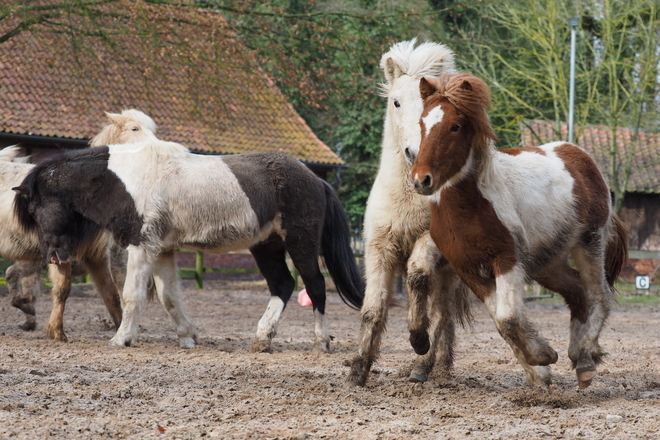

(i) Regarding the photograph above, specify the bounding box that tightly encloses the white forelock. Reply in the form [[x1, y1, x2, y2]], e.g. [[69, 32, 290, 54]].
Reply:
[[119, 109, 158, 134], [380, 38, 455, 91]]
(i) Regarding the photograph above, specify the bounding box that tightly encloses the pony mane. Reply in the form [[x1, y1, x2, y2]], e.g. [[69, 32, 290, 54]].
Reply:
[[0, 145, 30, 163], [380, 38, 455, 94], [90, 109, 158, 147], [13, 147, 113, 234], [429, 72, 497, 147]]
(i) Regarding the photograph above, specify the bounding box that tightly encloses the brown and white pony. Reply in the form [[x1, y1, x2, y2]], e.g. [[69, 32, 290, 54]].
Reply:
[[411, 72, 627, 388], [347, 39, 473, 386]]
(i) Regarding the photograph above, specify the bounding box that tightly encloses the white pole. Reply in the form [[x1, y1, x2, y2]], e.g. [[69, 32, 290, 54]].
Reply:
[[568, 17, 578, 144]]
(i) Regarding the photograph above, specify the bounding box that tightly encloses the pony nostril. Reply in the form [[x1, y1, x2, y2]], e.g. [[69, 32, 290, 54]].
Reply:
[[404, 148, 411, 161], [421, 175, 432, 188]]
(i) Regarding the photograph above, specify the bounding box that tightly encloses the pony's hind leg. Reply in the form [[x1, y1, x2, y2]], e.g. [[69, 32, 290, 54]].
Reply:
[[152, 251, 197, 349], [250, 237, 296, 353], [7, 261, 42, 331], [569, 239, 613, 388], [84, 252, 123, 329], [109, 245, 155, 347], [288, 243, 329, 353], [46, 262, 73, 342]]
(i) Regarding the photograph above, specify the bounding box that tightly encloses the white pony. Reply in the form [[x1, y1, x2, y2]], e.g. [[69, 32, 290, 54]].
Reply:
[[348, 39, 473, 386]]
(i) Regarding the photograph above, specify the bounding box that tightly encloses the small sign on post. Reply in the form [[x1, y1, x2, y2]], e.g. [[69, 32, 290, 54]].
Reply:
[[635, 275, 650, 291]]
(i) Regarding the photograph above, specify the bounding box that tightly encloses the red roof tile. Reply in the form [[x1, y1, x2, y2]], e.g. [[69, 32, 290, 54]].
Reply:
[[521, 120, 660, 194], [0, 2, 342, 166]]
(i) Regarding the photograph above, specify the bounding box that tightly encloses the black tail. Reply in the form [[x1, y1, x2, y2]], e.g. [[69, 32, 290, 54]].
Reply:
[[320, 182, 364, 309], [606, 213, 628, 287]]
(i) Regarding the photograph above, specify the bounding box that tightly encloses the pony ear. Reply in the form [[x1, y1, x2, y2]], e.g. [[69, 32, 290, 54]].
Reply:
[[12, 184, 28, 198], [419, 77, 437, 100], [105, 112, 123, 125], [460, 79, 473, 91], [383, 57, 404, 84]]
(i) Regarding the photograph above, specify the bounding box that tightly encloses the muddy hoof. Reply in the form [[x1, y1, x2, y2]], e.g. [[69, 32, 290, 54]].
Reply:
[[409, 330, 430, 356], [530, 348, 559, 366], [577, 367, 597, 389], [408, 372, 427, 384], [19, 320, 36, 332], [46, 328, 68, 342], [250, 340, 272, 353], [313, 341, 331, 354], [347, 357, 369, 387]]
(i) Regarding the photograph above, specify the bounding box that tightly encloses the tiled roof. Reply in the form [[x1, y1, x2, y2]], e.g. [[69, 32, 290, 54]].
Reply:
[[521, 120, 660, 194], [0, 2, 342, 166]]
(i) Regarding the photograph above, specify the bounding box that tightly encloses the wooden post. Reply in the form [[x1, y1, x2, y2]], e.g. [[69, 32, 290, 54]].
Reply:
[[195, 251, 204, 289]]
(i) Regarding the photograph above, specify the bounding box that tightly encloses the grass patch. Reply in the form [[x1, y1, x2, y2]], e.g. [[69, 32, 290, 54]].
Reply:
[[615, 294, 660, 305]]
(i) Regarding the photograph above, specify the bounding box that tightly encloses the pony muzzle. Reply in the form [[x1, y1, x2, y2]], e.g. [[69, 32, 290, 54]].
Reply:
[[412, 173, 434, 195]]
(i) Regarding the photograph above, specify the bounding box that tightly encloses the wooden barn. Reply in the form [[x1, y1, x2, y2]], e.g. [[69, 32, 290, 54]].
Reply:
[[0, 3, 342, 178], [522, 120, 660, 288]]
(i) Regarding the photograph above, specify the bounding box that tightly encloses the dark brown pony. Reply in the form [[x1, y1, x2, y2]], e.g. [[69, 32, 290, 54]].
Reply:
[[410, 72, 627, 388]]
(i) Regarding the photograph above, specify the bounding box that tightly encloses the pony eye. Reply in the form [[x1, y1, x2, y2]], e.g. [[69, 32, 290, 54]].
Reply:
[[131, 126, 140, 132], [393, 98, 401, 108], [450, 124, 460, 132]]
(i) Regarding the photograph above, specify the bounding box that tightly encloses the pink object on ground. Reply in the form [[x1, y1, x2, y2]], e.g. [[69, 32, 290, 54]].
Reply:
[[297, 288, 312, 306]]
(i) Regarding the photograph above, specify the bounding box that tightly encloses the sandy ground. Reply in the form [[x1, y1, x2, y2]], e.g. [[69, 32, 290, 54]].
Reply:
[[0, 277, 659, 439]]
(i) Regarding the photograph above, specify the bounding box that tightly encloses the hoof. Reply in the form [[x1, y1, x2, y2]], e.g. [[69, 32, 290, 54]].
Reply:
[[178, 337, 196, 349], [347, 357, 370, 387], [19, 321, 36, 332], [109, 335, 132, 347], [46, 326, 68, 342], [577, 367, 597, 389], [11, 298, 35, 315], [408, 372, 427, 384], [529, 349, 559, 366], [251, 340, 272, 353], [314, 343, 331, 354], [409, 330, 430, 356]]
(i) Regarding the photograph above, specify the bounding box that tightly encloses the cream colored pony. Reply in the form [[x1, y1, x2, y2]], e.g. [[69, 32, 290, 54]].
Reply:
[[347, 39, 473, 386]]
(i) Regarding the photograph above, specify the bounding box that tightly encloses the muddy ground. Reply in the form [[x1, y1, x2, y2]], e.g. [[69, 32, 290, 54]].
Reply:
[[0, 277, 659, 439]]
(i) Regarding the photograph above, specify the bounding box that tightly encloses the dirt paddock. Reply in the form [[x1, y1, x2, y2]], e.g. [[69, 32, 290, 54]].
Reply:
[[1, 277, 659, 439]]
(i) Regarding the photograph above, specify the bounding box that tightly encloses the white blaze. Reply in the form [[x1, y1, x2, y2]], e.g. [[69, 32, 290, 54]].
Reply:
[[422, 105, 444, 136]]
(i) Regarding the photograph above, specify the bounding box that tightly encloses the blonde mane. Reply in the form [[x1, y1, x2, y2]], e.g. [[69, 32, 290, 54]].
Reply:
[[379, 38, 455, 95]]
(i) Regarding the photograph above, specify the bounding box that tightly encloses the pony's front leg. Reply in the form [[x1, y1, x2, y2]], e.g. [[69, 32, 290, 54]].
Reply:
[[347, 245, 395, 386], [409, 264, 467, 383], [406, 233, 441, 357], [85, 251, 123, 329], [483, 265, 557, 387], [109, 245, 154, 347], [45, 262, 72, 341], [152, 251, 197, 349]]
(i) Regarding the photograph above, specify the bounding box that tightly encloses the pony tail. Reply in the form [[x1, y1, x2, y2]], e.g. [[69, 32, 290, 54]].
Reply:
[[605, 214, 628, 287], [320, 182, 365, 309]]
